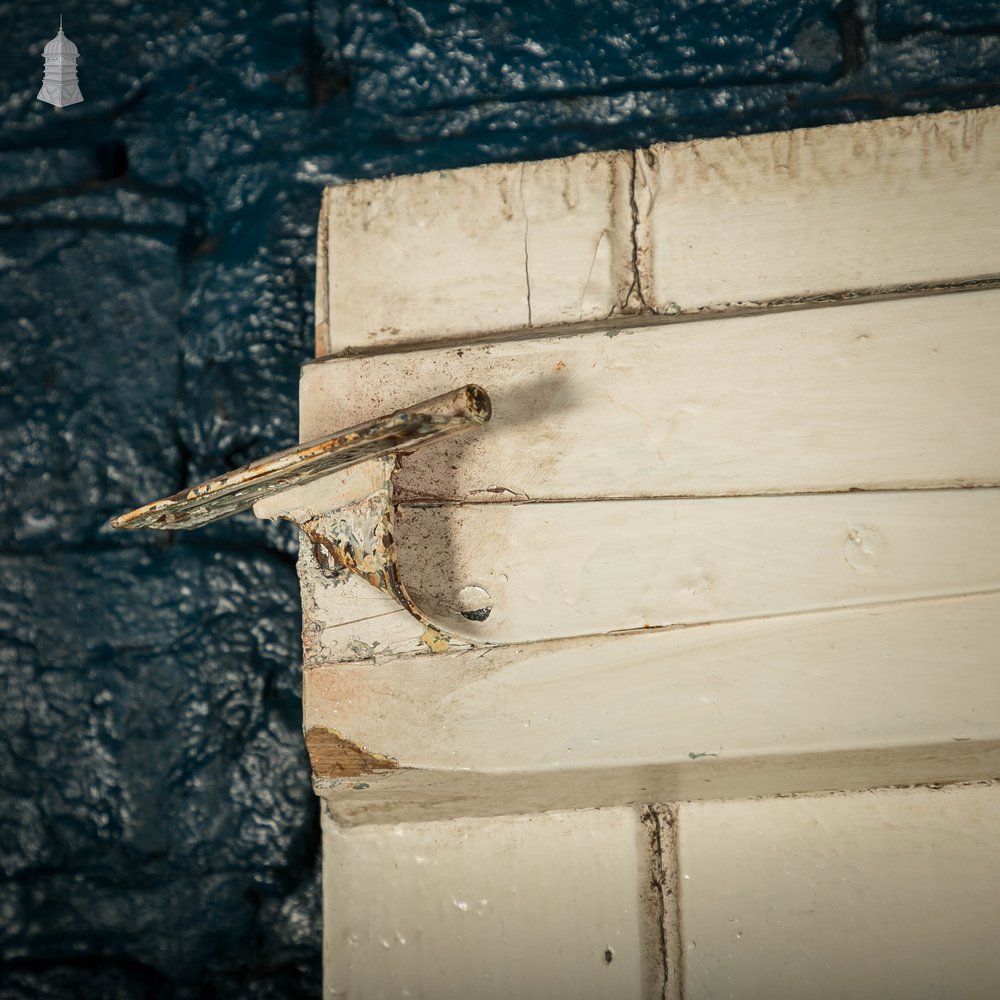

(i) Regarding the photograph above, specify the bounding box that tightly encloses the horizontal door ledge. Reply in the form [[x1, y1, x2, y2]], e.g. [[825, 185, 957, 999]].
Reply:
[[319, 742, 1000, 828], [303, 289, 1000, 501], [305, 592, 1000, 819]]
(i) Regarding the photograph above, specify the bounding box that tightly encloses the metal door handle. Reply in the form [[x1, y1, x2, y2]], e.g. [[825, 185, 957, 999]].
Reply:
[[112, 384, 491, 531], [113, 384, 491, 643]]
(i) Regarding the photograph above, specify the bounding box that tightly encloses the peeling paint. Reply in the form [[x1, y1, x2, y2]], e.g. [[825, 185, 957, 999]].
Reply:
[[299, 491, 463, 651], [349, 639, 381, 659], [640, 805, 672, 1000], [420, 627, 451, 653], [625, 149, 655, 315], [315, 186, 331, 356]]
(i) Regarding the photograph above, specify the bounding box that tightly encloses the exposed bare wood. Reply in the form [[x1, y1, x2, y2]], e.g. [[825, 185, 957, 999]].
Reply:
[[305, 726, 397, 779]]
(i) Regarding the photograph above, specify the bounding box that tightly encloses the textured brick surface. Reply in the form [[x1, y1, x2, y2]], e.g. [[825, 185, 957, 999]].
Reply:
[[338, 0, 845, 117], [1, 0, 999, 996], [877, 1, 1000, 38]]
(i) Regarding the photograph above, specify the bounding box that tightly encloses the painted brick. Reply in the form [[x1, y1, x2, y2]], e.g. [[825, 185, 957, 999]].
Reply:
[[877, 1, 1000, 39], [340, 0, 845, 121]]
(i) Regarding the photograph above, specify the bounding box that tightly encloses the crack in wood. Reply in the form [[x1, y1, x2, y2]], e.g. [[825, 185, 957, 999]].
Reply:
[[626, 149, 654, 314], [520, 163, 533, 327]]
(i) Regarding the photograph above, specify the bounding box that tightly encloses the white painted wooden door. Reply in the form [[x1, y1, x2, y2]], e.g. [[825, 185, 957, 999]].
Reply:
[[258, 106, 1000, 999]]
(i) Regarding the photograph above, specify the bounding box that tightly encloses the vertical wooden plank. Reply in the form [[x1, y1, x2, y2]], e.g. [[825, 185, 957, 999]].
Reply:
[[643, 107, 1000, 311], [677, 784, 1000, 1000], [323, 806, 656, 999], [319, 152, 634, 355]]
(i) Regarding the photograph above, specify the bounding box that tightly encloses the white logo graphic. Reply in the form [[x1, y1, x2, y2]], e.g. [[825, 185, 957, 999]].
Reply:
[[37, 17, 83, 108]]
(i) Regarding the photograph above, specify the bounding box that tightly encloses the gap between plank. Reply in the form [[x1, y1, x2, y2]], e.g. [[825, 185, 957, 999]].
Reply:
[[314, 587, 1000, 668], [314, 274, 1000, 363], [397, 483, 1000, 508]]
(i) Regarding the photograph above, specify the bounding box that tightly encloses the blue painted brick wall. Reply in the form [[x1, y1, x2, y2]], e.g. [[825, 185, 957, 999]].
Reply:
[[1, 2, 998, 996]]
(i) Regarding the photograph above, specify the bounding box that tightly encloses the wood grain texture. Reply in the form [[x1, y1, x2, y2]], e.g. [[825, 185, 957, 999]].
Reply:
[[303, 289, 1000, 502], [317, 106, 1000, 355], [305, 725, 396, 779], [305, 593, 1000, 783], [319, 152, 635, 355], [395, 489, 1000, 644], [323, 807, 654, 1000], [678, 784, 1000, 1000], [641, 107, 1000, 312]]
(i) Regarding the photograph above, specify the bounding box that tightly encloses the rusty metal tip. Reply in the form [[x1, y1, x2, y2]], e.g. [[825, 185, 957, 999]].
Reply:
[[463, 384, 492, 423], [110, 509, 168, 531]]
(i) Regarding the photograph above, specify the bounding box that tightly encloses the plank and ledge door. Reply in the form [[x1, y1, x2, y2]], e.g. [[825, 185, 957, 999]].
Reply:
[[289, 107, 1000, 1000]]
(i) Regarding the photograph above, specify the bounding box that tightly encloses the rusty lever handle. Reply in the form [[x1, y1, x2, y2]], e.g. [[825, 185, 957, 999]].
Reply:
[[111, 384, 491, 531]]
